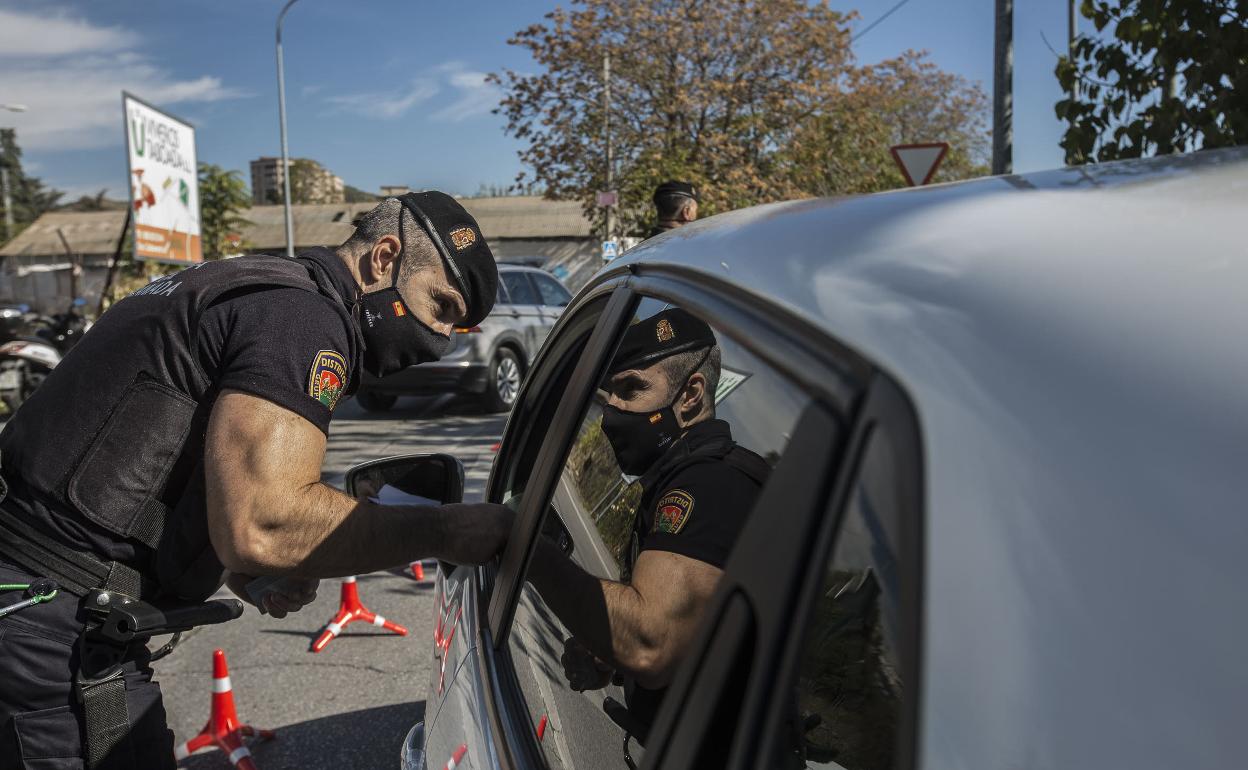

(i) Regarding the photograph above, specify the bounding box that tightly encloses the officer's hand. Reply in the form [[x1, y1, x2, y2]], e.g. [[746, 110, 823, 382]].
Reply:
[[260, 577, 319, 619], [435, 503, 515, 565], [561, 637, 614, 692]]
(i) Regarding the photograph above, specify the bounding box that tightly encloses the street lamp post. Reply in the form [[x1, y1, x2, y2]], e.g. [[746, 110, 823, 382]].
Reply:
[[1, 104, 28, 242], [276, 0, 301, 258]]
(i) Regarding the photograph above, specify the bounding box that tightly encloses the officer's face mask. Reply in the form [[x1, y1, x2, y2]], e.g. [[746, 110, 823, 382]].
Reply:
[[600, 349, 710, 476], [357, 227, 451, 377]]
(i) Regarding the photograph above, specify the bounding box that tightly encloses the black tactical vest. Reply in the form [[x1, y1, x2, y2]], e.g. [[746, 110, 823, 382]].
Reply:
[[0, 254, 361, 600], [622, 422, 771, 580]]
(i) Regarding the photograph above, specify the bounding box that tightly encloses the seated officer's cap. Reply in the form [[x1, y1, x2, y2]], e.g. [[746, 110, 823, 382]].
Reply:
[[608, 308, 716, 374], [396, 191, 498, 327], [653, 181, 698, 204]]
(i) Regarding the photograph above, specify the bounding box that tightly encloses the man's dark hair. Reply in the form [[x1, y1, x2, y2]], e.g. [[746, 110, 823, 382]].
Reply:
[[659, 344, 721, 419], [654, 192, 694, 221], [342, 197, 440, 283]]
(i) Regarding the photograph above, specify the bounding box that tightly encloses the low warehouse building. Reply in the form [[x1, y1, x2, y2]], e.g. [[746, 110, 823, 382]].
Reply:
[[0, 196, 601, 313]]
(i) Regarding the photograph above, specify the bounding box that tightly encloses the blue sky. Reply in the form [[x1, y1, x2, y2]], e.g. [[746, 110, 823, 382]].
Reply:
[[0, 1, 1080, 200]]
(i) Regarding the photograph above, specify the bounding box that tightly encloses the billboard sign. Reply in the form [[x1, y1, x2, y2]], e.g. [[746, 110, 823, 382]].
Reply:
[[122, 92, 201, 264]]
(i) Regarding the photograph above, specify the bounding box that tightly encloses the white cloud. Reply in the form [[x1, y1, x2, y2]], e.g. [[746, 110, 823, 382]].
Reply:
[[0, 8, 136, 57], [320, 63, 501, 124], [325, 79, 439, 119], [429, 70, 502, 123], [0, 8, 247, 151]]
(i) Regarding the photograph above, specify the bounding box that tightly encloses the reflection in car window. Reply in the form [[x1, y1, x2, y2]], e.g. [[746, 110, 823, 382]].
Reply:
[[532, 272, 572, 307], [503, 271, 540, 305], [778, 434, 903, 770], [502, 297, 809, 769]]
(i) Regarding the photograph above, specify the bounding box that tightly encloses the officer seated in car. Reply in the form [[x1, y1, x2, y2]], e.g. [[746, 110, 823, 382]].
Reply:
[[527, 308, 770, 741]]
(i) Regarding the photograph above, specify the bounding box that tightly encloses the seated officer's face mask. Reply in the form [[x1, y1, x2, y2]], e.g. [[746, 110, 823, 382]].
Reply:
[[600, 348, 711, 476], [357, 216, 451, 377]]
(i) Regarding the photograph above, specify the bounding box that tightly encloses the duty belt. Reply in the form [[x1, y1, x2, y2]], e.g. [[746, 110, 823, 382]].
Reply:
[[0, 474, 241, 769]]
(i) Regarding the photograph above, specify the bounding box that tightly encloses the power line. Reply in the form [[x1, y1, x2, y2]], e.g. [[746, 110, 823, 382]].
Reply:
[[851, 0, 917, 43]]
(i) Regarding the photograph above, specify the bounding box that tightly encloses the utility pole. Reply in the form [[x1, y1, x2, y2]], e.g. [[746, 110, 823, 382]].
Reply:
[[56, 228, 81, 302], [992, 0, 1013, 175], [603, 50, 614, 243], [0, 164, 12, 242], [276, 0, 301, 258]]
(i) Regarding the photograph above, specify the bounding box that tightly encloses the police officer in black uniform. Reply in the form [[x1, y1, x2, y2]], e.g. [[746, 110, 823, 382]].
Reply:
[[0, 193, 515, 769], [528, 308, 769, 744], [646, 181, 699, 239]]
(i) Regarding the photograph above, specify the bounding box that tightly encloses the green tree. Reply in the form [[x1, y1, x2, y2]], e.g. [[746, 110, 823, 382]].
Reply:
[[1055, 0, 1248, 164], [1, 129, 63, 244], [491, 0, 988, 235], [788, 51, 989, 197], [198, 163, 251, 259]]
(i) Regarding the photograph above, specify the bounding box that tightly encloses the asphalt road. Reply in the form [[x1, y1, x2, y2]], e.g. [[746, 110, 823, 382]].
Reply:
[[160, 394, 507, 770]]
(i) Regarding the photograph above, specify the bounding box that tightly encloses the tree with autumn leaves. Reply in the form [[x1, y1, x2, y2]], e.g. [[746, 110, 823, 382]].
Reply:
[[491, 0, 989, 235]]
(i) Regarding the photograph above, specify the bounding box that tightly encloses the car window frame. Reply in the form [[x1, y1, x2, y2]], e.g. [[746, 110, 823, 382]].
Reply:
[[647, 373, 924, 770], [472, 277, 632, 770], [480, 262, 886, 769]]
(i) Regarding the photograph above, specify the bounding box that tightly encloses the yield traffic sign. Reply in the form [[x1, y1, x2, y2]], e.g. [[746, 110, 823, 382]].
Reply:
[[890, 143, 950, 187]]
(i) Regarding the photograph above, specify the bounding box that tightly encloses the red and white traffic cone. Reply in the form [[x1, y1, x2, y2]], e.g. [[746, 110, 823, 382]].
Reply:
[[311, 576, 408, 653], [174, 649, 274, 768], [409, 560, 426, 581]]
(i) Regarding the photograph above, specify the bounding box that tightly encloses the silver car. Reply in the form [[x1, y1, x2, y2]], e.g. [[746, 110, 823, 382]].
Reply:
[[359, 147, 1247, 770], [354, 265, 572, 412]]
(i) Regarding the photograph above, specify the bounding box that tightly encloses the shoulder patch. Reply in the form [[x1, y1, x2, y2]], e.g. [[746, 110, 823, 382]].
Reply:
[[308, 350, 348, 410], [653, 489, 695, 534]]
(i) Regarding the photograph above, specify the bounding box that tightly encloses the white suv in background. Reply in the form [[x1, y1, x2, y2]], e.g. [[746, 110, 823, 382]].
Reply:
[[353, 265, 571, 413]]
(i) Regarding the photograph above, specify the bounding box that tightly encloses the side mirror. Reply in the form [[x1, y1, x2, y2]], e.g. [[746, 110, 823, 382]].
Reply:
[[345, 453, 464, 506]]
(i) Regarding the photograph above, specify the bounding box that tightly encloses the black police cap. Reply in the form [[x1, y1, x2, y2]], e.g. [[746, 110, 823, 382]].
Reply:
[[608, 308, 717, 374], [652, 181, 698, 204], [396, 191, 498, 327]]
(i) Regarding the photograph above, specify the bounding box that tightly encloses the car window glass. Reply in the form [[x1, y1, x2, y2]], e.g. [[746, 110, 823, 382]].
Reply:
[[532, 273, 572, 307], [497, 280, 510, 305], [775, 432, 904, 770], [500, 297, 810, 769], [503, 272, 540, 305]]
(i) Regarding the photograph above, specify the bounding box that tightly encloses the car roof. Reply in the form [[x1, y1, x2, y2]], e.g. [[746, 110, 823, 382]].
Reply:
[[497, 263, 546, 274], [610, 148, 1248, 768]]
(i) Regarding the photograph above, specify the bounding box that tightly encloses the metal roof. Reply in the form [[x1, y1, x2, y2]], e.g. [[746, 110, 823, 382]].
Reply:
[[0, 196, 592, 258], [608, 147, 1248, 770], [0, 210, 129, 258]]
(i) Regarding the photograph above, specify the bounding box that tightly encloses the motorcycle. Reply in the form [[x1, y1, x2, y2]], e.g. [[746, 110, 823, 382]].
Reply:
[[0, 298, 92, 412]]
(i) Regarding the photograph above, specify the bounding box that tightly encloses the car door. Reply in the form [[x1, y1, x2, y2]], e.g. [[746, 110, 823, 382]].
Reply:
[[499, 270, 546, 360], [528, 271, 572, 338], [467, 267, 879, 770]]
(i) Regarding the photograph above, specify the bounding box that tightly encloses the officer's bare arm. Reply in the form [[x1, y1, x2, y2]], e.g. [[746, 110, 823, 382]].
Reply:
[[528, 539, 721, 689], [205, 390, 511, 576]]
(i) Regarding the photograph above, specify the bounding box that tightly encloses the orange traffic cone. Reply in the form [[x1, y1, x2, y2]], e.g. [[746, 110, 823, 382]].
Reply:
[[174, 649, 274, 768], [311, 576, 408, 653], [409, 560, 426, 581]]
